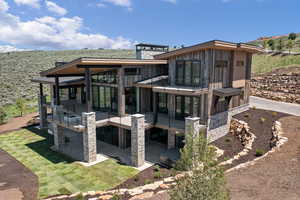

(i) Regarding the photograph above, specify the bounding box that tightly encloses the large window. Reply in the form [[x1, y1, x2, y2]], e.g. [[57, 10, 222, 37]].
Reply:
[[158, 93, 168, 113], [175, 96, 201, 120], [92, 70, 117, 84], [175, 60, 201, 86], [92, 86, 118, 113]]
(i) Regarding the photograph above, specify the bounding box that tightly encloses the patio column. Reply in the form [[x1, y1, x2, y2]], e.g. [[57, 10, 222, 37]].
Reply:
[[131, 114, 145, 167], [153, 92, 158, 123], [54, 77, 60, 105], [185, 117, 201, 138], [38, 83, 47, 129], [82, 112, 97, 163], [85, 68, 93, 113], [118, 68, 125, 116], [168, 130, 176, 149], [136, 87, 140, 113]]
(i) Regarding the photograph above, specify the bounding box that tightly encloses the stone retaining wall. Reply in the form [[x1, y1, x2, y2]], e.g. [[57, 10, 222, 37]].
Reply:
[[250, 72, 300, 104]]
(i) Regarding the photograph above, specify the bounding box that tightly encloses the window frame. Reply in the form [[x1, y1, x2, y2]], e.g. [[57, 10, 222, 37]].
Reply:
[[175, 60, 202, 86]]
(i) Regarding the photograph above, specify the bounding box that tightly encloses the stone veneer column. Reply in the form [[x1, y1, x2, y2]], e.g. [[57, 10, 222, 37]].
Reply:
[[52, 123, 64, 151], [168, 130, 176, 149], [185, 117, 201, 138], [131, 114, 145, 167], [52, 105, 64, 151], [82, 112, 97, 163], [38, 95, 47, 129]]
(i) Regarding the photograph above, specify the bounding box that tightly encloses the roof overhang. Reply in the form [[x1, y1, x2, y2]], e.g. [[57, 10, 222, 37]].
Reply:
[[40, 58, 168, 77], [31, 77, 84, 85], [213, 88, 242, 97], [154, 40, 264, 59]]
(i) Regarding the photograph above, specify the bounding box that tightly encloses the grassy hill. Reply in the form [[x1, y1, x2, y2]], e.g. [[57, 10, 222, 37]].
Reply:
[[249, 33, 300, 52], [0, 49, 135, 107]]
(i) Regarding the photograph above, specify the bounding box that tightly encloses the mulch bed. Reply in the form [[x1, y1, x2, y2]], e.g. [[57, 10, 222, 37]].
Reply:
[[224, 108, 289, 169], [212, 130, 244, 163], [115, 165, 176, 190]]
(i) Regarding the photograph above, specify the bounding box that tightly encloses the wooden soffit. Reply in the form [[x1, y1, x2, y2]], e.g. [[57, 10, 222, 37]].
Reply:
[[154, 40, 263, 59], [40, 58, 168, 77]]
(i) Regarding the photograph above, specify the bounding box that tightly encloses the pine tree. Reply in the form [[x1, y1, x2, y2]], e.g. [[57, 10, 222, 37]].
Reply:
[[0, 107, 7, 124]]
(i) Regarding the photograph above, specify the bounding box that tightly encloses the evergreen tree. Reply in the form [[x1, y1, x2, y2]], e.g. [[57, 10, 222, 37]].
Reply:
[[0, 107, 7, 124], [16, 98, 26, 117], [171, 131, 230, 200]]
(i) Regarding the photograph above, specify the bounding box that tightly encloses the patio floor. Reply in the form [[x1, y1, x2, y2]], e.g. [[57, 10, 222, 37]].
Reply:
[[95, 140, 180, 171]]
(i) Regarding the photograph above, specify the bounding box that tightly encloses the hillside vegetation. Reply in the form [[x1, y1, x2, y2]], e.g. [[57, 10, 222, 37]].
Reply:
[[249, 33, 300, 52], [252, 54, 300, 74], [0, 49, 135, 107]]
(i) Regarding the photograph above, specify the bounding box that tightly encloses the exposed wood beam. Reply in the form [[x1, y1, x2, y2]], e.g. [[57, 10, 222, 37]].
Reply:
[[55, 77, 60, 105], [46, 74, 85, 77], [85, 68, 92, 112], [77, 65, 122, 69]]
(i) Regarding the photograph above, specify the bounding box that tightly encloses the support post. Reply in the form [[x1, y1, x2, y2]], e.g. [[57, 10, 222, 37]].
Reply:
[[136, 87, 140, 113], [85, 68, 92, 112], [153, 92, 158, 123], [82, 112, 97, 163], [168, 130, 176, 149], [131, 114, 145, 167], [118, 128, 126, 149], [118, 68, 125, 116], [55, 77, 60, 105]]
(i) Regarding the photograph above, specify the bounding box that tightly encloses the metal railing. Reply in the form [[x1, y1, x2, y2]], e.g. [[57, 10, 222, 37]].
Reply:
[[124, 75, 142, 87], [52, 107, 83, 128]]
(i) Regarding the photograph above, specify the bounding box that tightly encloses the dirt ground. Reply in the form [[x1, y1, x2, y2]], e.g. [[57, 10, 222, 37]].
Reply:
[[0, 149, 38, 200], [0, 112, 38, 134], [227, 115, 300, 200]]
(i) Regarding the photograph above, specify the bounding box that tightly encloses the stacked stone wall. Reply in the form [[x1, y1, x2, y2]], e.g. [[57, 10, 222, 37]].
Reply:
[[251, 70, 300, 104]]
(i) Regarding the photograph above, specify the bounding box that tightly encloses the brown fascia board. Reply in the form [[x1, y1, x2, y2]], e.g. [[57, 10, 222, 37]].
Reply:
[[154, 40, 263, 59], [40, 57, 168, 77]]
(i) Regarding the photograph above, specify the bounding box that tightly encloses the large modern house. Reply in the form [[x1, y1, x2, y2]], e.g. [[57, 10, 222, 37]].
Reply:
[[32, 40, 262, 168]]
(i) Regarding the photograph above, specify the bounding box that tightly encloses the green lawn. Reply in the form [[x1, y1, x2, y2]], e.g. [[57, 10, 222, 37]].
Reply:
[[0, 128, 138, 198]]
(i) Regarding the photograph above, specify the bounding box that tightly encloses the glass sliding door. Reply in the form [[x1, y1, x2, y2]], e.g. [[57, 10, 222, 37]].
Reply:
[[158, 93, 168, 114], [175, 95, 193, 120], [92, 85, 118, 113]]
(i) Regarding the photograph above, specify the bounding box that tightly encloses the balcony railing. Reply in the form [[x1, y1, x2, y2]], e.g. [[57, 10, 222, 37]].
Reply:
[[51, 107, 83, 129]]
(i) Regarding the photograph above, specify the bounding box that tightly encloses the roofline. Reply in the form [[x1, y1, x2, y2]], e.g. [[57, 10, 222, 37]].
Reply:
[[154, 40, 264, 59], [40, 58, 168, 77]]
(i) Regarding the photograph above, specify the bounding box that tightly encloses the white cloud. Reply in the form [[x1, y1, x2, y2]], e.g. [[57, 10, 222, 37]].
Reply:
[[0, 0, 8, 12], [14, 0, 40, 8], [96, 2, 106, 8], [0, 45, 28, 52], [0, 0, 133, 50], [163, 0, 177, 4], [45, 1, 67, 16], [102, 0, 131, 8]]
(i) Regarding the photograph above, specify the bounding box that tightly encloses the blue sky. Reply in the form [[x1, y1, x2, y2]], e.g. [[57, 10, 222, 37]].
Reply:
[[0, 0, 299, 52]]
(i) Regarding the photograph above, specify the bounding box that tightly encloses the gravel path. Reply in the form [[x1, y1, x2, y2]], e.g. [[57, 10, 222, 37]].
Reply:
[[250, 96, 300, 116]]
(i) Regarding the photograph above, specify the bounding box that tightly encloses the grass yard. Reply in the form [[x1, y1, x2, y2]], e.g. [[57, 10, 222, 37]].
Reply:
[[0, 128, 138, 198]]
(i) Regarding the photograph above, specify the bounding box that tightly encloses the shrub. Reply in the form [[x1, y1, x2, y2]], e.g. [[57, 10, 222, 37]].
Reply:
[[154, 171, 162, 179], [260, 117, 266, 123], [0, 107, 7, 124], [288, 33, 297, 40], [255, 149, 265, 157], [16, 98, 26, 117], [272, 112, 278, 117], [154, 165, 160, 172], [134, 176, 139, 182], [252, 106, 256, 110], [244, 113, 250, 118], [225, 138, 231, 143], [223, 156, 230, 161], [144, 179, 152, 185], [111, 194, 121, 200]]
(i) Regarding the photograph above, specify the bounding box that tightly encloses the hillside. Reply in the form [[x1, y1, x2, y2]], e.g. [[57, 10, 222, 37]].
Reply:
[[249, 33, 300, 52], [0, 49, 135, 106]]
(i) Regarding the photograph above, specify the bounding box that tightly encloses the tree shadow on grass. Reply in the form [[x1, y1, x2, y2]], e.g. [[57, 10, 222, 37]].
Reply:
[[24, 126, 73, 164]]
